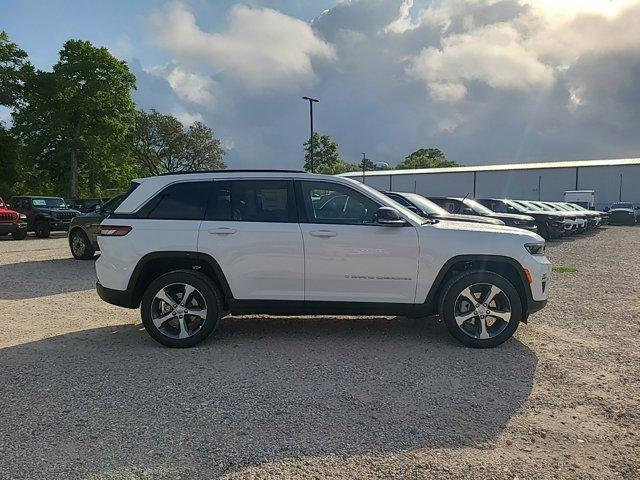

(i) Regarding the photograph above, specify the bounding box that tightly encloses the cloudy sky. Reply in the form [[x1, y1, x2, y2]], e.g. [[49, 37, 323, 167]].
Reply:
[[3, 0, 640, 168]]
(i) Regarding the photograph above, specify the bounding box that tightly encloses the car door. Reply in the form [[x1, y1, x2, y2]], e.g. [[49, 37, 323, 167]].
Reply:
[[198, 179, 304, 301], [297, 180, 419, 304]]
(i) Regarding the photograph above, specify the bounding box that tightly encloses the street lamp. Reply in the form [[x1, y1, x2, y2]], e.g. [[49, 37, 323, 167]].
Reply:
[[302, 96, 319, 173]]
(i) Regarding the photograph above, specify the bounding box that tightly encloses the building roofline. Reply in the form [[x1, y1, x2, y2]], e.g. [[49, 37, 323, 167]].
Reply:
[[338, 157, 640, 177]]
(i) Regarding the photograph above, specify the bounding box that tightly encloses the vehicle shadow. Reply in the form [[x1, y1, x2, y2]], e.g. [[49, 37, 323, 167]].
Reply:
[[0, 257, 96, 300], [1, 316, 537, 479]]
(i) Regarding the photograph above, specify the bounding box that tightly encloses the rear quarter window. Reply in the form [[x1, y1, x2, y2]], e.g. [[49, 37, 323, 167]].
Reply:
[[141, 181, 211, 220]]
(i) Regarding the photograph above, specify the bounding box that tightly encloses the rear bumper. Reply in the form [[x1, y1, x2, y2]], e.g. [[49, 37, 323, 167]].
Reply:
[[96, 282, 138, 309]]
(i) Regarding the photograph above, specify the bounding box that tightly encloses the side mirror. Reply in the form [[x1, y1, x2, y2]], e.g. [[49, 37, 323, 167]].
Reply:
[[94, 205, 102, 213], [376, 207, 407, 226], [603, 206, 610, 212]]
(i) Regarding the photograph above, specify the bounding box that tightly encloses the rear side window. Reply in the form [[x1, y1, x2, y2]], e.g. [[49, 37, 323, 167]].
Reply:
[[143, 181, 210, 220], [205, 180, 297, 223]]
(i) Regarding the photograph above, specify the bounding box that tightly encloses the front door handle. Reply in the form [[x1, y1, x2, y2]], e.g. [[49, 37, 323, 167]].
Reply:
[[309, 230, 337, 237], [208, 227, 237, 235]]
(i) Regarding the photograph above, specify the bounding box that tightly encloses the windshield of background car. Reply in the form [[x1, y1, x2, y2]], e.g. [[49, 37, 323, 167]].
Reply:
[[463, 199, 494, 215], [31, 197, 66, 208], [403, 193, 449, 215], [611, 202, 633, 209], [350, 182, 427, 224], [506, 200, 534, 212], [531, 202, 556, 212]]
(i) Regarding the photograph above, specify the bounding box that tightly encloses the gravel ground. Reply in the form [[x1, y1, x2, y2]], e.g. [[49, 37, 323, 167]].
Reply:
[[0, 228, 638, 479]]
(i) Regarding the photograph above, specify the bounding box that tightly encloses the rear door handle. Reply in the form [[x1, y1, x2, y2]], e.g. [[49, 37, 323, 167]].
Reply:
[[309, 230, 337, 237], [208, 227, 237, 235]]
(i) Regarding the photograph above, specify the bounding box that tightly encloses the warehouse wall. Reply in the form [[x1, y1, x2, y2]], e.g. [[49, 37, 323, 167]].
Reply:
[[355, 164, 640, 209]]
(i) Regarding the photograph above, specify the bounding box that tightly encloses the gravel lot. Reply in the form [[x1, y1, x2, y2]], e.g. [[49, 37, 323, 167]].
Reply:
[[0, 228, 638, 479]]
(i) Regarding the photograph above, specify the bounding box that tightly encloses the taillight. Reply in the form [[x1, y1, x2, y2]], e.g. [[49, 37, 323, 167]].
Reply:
[[98, 225, 132, 236]]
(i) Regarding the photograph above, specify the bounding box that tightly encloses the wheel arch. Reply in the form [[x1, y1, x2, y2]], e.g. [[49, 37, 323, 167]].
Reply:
[[423, 255, 530, 321], [127, 251, 234, 309]]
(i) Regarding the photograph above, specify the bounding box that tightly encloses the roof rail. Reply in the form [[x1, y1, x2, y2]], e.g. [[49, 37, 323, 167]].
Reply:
[[157, 169, 307, 176]]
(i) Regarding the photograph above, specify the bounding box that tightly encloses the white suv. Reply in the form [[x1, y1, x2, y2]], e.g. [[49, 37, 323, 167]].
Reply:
[[96, 171, 551, 348]]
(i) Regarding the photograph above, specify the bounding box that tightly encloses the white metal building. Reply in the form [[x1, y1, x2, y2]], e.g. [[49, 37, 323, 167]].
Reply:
[[339, 158, 640, 210]]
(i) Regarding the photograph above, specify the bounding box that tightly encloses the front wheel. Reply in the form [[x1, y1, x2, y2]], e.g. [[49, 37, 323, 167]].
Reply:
[[439, 270, 522, 348], [34, 221, 50, 238], [141, 270, 222, 348]]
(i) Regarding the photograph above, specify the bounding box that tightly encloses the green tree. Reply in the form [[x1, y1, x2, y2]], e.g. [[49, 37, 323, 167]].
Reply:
[[131, 109, 226, 176], [396, 148, 460, 169], [13, 40, 137, 197], [0, 31, 33, 107], [303, 132, 361, 174]]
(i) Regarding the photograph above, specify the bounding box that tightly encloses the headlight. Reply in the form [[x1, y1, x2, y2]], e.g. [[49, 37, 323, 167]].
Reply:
[[525, 243, 546, 255], [19, 214, 26, 220]]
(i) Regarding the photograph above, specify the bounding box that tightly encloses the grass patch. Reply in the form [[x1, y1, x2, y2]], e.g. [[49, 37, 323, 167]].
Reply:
[[553, 266, 578, 273]]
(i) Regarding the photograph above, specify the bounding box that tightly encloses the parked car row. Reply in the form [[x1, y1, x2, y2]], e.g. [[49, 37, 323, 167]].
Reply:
[[377, 191, 611, 241]]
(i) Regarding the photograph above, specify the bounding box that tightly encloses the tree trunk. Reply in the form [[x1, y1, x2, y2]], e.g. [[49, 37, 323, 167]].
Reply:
[[89, 166, 96, 197], [69, 148, 78, 198]]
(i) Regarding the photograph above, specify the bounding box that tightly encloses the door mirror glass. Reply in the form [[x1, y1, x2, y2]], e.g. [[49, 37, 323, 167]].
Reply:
[[94, 205, 102, 214], [376, 207, 406, 226]]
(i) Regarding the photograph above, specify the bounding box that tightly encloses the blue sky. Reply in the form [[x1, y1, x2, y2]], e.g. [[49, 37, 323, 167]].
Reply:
[[3, 0, 640, 169]]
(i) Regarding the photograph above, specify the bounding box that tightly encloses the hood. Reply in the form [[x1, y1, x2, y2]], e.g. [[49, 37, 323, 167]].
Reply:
[[434, 213, 503, 225], [430, 218, 544, 241], [37, 207, 81, 215], [609, 207, 634, 213], [487, 212, 535, 222]]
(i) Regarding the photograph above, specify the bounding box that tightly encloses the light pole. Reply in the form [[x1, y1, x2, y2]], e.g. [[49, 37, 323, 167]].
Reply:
[[361, 152, 368, 184], [302, 96, 319, 173]]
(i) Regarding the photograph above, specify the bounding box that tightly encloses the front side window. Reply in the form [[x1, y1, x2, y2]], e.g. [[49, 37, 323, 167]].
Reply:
[[144, 181, 210, 220], [206, 180, 296, 223], [299, 181, 380, 225]]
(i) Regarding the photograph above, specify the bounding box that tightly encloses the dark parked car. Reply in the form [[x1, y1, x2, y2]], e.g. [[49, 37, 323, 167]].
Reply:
[[65, 198, 108, 213], [564, 202, 609, 225], [606, 202, 639, 225], [476, 198, 569, 240], [428, 197, 537, 232], [0, 196, 27, 240], [9, 196, 80, 238], [381, 191, 505, 226], [68, 195, 123, 259]]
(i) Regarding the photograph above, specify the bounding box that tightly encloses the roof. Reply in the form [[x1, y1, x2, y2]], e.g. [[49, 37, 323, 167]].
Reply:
[[339, 157, 640, 177]]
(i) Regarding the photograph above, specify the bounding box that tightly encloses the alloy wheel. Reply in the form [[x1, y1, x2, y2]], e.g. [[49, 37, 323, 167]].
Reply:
[[454, 283, 512, 340], [150, 283, 208, 339]]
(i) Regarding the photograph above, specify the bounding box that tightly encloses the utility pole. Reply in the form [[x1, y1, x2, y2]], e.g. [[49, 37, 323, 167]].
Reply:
[[361, 152, 367, 184], [302, 97, 319, 173]]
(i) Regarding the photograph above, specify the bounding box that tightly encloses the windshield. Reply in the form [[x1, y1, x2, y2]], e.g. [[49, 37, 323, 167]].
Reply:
[[463, 199, 494, 215], [350, 181, 427, 224], [530, 201, 556, 212], [31, 197, 66, 208], [611, 202, 634, 209], [546, 203, 570, 212], [506, 200, 535, 212], [100, 195, 124, 213], [564, 203, 584, 211], [400, 193, 447, 215]]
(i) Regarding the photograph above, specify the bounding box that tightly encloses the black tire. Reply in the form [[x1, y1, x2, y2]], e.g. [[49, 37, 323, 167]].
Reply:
[[538, 223, 550, 240], [141, 270, 222, 348], [12, 229, 27, 240], [439, 270, 522, 348], [34, 221, 51, 238], [69, 229, 95, 260]]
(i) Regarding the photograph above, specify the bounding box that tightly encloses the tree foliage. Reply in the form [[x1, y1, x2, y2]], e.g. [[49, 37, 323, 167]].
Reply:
[[396, 148, 460, 169], [131, 110, 226, 176], [0, 31, 33, 108], [303, 132, 360, 174], [12, 40, 138, 197]]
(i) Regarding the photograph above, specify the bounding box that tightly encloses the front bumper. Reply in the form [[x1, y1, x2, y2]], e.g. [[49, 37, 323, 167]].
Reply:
[[0, 222, 27, 235], [49, 220, 73, 231]]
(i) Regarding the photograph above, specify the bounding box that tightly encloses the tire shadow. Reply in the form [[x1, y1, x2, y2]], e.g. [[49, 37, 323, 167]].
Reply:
[[0, 316, 537, 479]]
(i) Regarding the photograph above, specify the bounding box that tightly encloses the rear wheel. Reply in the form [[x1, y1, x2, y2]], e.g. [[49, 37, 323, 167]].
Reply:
[[34, 221, 50, 238], [69, 229, 95, 260], [141, 270, 222, 348], [439, 270, 522, 348]]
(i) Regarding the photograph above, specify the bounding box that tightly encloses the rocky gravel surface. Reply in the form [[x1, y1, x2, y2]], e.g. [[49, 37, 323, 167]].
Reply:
[[0, 227, 638, 479]]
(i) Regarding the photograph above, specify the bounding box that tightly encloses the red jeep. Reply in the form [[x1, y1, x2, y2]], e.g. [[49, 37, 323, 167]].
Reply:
[[0, 196, 28, 240]]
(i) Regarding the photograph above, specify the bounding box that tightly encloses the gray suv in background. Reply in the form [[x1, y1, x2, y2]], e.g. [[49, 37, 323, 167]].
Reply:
[[68, 195, 123, 259]]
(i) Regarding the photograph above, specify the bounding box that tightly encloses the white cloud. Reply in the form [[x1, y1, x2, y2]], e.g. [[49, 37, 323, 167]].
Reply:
[[148, 3, 336, 90], [173, 111, 203, 126], [146, 65, 216, 105], [407, 23, 555, 101]]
